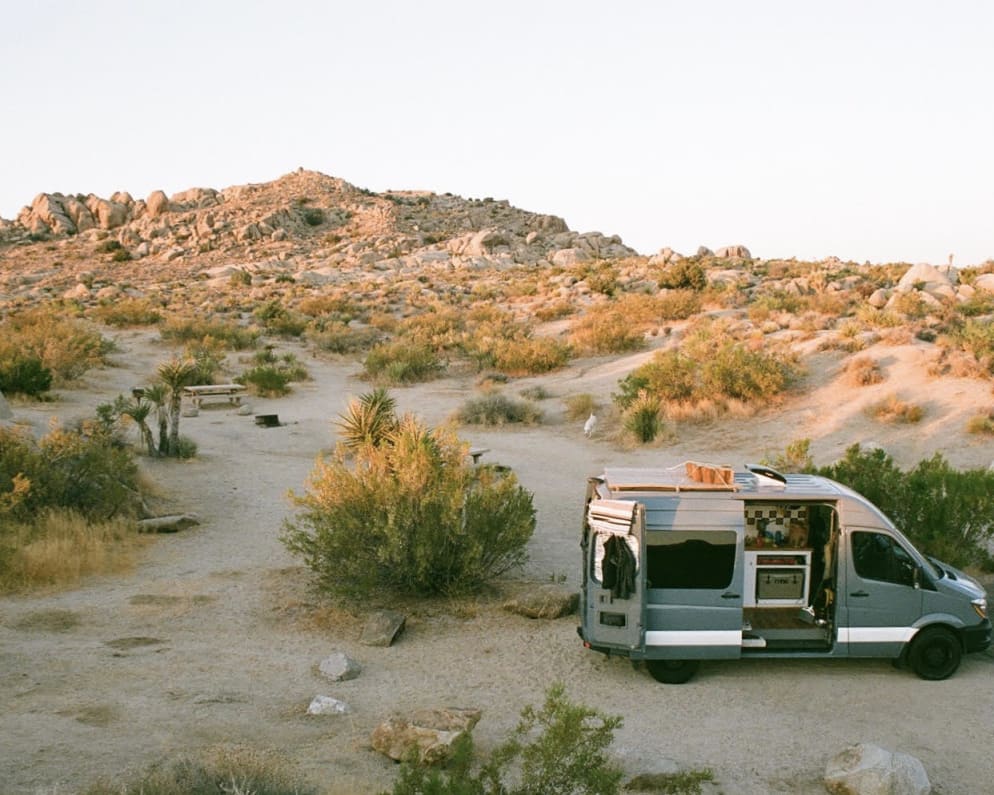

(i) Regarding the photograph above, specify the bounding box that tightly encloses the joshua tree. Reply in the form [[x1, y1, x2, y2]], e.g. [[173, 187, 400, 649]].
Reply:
[[120, 397, 156, 457], [141, 383, 169, 455], [157, 358, 198, 456]]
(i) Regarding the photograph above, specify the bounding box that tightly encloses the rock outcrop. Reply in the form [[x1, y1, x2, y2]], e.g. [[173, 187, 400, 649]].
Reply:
[[824, 743, 931, 795]]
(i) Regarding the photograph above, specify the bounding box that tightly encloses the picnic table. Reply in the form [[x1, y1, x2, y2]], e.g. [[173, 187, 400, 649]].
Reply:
[[182, 384, 247, 407]]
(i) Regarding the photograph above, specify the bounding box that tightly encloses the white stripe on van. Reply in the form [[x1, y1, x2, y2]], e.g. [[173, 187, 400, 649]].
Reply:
[[645, 630, 742, 647], [838, 627, 918, 644]]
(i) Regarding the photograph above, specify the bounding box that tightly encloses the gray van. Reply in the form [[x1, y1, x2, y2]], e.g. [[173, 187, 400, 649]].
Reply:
[[578, 463, 991, 683]]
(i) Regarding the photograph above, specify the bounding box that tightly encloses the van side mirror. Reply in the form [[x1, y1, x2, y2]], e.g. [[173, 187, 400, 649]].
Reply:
[[912, 565, 922, 590]]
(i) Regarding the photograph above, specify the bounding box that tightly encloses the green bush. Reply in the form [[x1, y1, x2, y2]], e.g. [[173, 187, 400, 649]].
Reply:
[[570, 308, 645, 355], [623, 391, 663, 443], [656, 260, 706, 291], [301, 207, 325, 226], [384, 682, 623, 795], [111, 248, 133, 262], [283, 416, 535, 596], [254, 300, 308, 337], [0, 355, 53, 397], [96, 239, 123, 253], [458, 393, 542, 426], [490, 337, 571, 376], [0, 423, 140, 523], [364, 340, 444, 384], [237, 365, 291, 396], [793, 443, 994, 570]]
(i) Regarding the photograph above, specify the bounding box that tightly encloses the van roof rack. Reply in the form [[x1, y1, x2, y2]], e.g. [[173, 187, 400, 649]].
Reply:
[[604, 462, 739, 492]]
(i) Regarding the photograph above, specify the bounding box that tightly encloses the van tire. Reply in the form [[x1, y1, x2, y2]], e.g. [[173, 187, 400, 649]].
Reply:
[[646, 659, 699, 684], [909, 626, 961, 680]]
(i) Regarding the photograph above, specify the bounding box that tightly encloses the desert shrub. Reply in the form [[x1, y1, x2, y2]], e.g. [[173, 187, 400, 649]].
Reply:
[[297, 293, 365, 321], [83, 746, 317, 795], [0, 511, 141, 593], [237, 365, 290, 396], [579, 263, 619, 296], [0, 423, 140, 523], [656, 260, 706, 291], [307, 320, 381, 353], [564, 393, 599, 422], [534, 300, 576, 322], [655, 289, 701, 319], [625, 769, 715, 795], [0, 355, 53, 397], [966, 413, 994, 435], [843, 355, 884, 386], [490, 337, 571, 376], [867, 394, 924, 424], [254, 300, 308, 337], [184, 341, 227, 385], [283, 416, 535, 596], [623, 390, 663, 443], [96, 239, 123, 253], [458, 393, 542, 426], [519, 386, 550, 401], [111, 248, 133, 262], [301, 207, 325, 226], [570, 307, 644, 355], [335, 388, 398, 451], [384, 682, 623, 795], [763, 438, 815, 473], [160, 316, 260, 350], [172, 435, 198, 460], [364, 340, 444, 384], [229, 269, 253, 287], [940, 318, 994, 376], [889, 290, 930, 318], [0, 309, 111, 382], [92, 297, 163, 327]]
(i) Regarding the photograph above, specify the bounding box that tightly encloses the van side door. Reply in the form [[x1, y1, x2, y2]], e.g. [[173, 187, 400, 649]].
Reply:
[[841, 526, 923, 657], [583, 499, 645, 652]]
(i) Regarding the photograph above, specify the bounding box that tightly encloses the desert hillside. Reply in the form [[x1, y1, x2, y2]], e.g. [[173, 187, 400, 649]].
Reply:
[[2, 169, 994, 795]]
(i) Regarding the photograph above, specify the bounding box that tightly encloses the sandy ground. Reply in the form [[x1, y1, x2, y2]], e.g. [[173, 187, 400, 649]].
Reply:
[[2, 329, 993, 794]]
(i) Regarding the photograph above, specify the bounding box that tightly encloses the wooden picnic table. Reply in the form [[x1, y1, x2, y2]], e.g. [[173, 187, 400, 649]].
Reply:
[[182, 384, 247, 407]]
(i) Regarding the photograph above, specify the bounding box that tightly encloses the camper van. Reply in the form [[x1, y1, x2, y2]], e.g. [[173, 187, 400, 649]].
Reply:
[[578, 462, 990, 683]]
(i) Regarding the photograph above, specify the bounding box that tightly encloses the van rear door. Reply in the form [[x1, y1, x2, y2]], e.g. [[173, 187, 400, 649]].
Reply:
[[583, 499, 645, 652]]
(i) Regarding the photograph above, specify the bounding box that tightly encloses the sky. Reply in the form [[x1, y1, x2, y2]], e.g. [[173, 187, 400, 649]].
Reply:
[[2, 1, 992, 265]]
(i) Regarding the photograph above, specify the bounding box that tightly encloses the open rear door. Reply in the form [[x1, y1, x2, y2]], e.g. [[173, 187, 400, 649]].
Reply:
[[582, 499, 645, 652]]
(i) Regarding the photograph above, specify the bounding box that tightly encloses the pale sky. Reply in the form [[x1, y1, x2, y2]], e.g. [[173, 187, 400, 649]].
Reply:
[[2, 1, 992, 265]]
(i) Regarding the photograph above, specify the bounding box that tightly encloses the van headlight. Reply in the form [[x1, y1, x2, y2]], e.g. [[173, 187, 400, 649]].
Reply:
[[973, 598, 988, 620]]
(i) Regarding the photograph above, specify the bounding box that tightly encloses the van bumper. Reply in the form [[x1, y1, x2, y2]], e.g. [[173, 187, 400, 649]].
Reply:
[[963, 619, 991, 653]]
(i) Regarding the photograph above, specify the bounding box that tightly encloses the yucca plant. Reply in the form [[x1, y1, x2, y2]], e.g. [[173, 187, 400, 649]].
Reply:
[[335, 387, 398, 451], [624, 390, 663, 443], [157, 357, 198, 456]]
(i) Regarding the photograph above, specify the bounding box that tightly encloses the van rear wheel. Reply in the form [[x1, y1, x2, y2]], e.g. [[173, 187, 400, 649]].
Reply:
[[909, 627, 961, 680], [646, 659, 699, 684]]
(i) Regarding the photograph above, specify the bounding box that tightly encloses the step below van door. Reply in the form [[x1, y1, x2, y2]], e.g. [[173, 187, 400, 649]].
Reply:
[[584, 499, 645, 652], [840, 527, 923, 657], [644, 527, 744, 660]]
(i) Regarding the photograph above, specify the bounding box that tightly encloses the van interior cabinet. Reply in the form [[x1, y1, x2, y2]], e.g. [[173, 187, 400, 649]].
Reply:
[[743, 549, 811, 607]]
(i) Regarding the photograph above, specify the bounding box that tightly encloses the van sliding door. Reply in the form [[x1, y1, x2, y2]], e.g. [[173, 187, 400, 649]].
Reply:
[[584, 499, 645, 651]]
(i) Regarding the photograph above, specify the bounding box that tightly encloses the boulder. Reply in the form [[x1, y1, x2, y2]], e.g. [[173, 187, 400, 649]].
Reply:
[[371, 707, 482, 764], [696, 245, 714, 257], [146, 190, 171, 218], [318, 652, 362, 682], [502, 585, 579, 619], [715, 244, 752, 259], [360, 610, 406, 647], [551, 247, 590, 267], [31, 193, 76, 235], [307, 695, 351, 715], [973, 273, 994, 294], [824, 743, 930, 795], [868, 288, 891, 309], [896, 263, 951, 293], [86, 197, 129, 230]]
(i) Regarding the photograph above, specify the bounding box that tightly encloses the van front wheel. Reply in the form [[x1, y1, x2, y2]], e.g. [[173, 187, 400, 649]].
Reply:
[[646, 659, 699, 684], [909, 627, 961, 680]]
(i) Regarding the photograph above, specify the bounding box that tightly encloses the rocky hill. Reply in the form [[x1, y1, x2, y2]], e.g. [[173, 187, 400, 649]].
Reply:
[[0, 169, 637, 299]]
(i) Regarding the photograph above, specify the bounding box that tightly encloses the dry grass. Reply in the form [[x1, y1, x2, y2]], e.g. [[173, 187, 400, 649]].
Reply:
[[10, 608, 81, 632], [843, 355, 884, 386], [965, 413, 994, 435], [867, 394, 924, 424], [563, 393, 599, 421], [0, 511, 146, 593]]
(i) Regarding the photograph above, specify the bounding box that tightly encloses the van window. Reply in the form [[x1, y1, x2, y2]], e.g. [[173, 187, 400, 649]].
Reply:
[[647, 531, 736, 589], [851, 531, 916, 587]]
